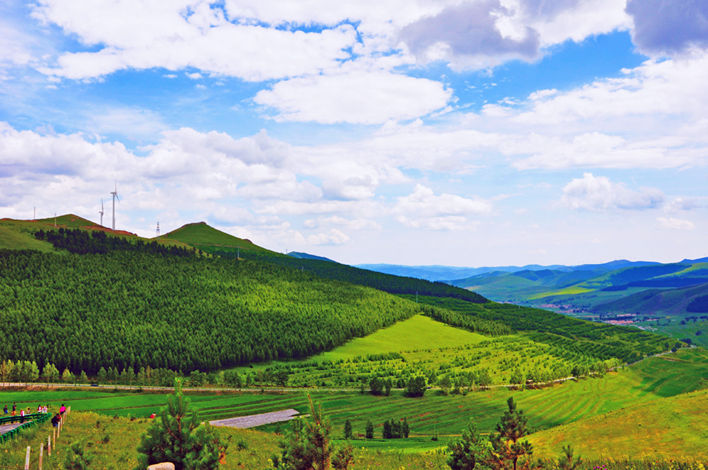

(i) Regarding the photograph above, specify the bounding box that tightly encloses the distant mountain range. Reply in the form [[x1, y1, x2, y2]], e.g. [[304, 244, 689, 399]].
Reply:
[[360, 258, 708, 346], [356, 260, 661, 282]]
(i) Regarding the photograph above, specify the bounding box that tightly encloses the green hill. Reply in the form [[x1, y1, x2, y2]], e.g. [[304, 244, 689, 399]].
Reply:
[[162, 222, 489, 304], [595, 282, 708, 316], [0, 214, 190, 250], [0, 217, 677, 382], [0, 249, 421, 373], [160, 221, 275, 256]]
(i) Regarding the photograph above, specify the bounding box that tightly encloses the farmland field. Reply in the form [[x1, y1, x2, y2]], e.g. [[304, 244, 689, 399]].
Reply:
[[2, 348, 705, 454]]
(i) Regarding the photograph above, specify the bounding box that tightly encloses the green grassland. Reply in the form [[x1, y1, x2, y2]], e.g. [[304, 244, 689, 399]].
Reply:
[[528, 388, 708, 460], [160, 221, 275, 256], [310, 315, 487, 359], [528, 285, 594, 299], [0, 224, 55, 251], [3, 348, 705, 456]]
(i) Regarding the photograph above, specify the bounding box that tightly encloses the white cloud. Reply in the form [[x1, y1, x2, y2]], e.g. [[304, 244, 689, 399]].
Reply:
[[307, 228, 350, 246], [517, 54, 708, 124], [254, 71, 451, 124], [394, 184, 492, 230], [400, 0, 540, 70], [657, 217, 695, 230], [304, 216, 380, 231], [398, 0, 631, 70], [561, 173, 664, 211], [33, 0, 357, 81]]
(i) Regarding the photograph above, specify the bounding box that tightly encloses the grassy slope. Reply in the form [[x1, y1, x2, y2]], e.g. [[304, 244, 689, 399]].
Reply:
[[160, 221, 275, 255], [307, 314, 487, 360], [3, 348, 705, 455], [0, 225, 55, 251], [528, 285, 593, 299], [528, 388, 708, 459]]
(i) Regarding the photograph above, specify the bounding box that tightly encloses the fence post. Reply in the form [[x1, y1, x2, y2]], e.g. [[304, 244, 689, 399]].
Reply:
[[47, 436, 51, 457], [52, 428, 56, 450], [24, 446, 30, 470], [39, 443, 44, 470]]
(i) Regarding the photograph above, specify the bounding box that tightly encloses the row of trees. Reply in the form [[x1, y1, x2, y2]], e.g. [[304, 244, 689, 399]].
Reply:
[[35, 228, 197, 257]]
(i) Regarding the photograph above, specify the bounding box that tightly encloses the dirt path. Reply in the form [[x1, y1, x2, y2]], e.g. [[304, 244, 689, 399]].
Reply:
[[209, 409, 300, 428]]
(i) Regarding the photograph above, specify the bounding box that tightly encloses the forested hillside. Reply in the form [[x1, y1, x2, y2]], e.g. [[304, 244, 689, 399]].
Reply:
[[0, 249, 421, 374], [161, 222, 488, 303], [0, 222, 677, 381], [408, 296, 674, 363]]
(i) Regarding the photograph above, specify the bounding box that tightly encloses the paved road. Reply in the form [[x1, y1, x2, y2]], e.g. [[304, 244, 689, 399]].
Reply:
[[210, 409, 300, 428], [0, 422, 24, 436]]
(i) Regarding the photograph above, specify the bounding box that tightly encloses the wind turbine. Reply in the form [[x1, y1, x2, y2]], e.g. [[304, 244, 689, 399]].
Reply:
[[110, 183, 119, 230], [99, 199, 104, 226]]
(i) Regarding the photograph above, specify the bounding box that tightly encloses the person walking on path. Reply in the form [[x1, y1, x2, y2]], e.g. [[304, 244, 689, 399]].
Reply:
[[11, 402, 16, 416], [2, 404, 7, 414]]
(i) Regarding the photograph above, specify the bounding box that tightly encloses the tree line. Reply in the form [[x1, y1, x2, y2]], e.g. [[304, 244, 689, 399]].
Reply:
[[35, 228, 196, 257]]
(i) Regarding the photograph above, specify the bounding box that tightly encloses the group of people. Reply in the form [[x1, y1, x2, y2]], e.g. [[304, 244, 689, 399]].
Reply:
[[2, 402, 64, 425]]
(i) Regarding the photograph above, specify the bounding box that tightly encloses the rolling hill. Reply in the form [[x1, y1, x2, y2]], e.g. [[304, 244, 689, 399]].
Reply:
[[0, 217, 680, 380]]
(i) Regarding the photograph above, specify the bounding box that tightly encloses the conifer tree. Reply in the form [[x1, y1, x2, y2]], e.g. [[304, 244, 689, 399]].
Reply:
[[135, 379, 225, 470], [487, 397, 533, 470], [447, 421, 486, 470], [343, 420, 352, 440], [365, 421, 374, 439]]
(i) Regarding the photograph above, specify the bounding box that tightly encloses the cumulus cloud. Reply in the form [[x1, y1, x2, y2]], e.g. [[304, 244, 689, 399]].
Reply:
[[626, 0, 708, 56], [399, 0, 630, 70], [657, 216, 695, 230], [561, 173, 664, 211], [254, 71, 451, 124], [400, 0, 540, 69], [394, 184, 492, 230], [33, 0, 357, 81], [307, 228, 350, 246]]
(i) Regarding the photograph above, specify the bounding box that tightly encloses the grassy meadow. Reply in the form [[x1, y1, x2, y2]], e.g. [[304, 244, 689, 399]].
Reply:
[[528, 388, 708, 460], [2, 348, 705, 458]]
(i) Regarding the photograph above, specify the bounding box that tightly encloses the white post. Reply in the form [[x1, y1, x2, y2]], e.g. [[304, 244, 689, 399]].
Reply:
[[24, 446, 30, 470], [52, 428, 56, 449], [47, 436, 51, 457], [39, 443, 44, 470]]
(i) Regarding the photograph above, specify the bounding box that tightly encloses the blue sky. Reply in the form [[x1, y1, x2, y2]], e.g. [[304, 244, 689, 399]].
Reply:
[[1, 0, 707, 266]]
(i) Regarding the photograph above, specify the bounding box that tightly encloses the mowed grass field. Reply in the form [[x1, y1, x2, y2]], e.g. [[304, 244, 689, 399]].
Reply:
[[3, 348, 705, 456], [528, 388, 708, 460]]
